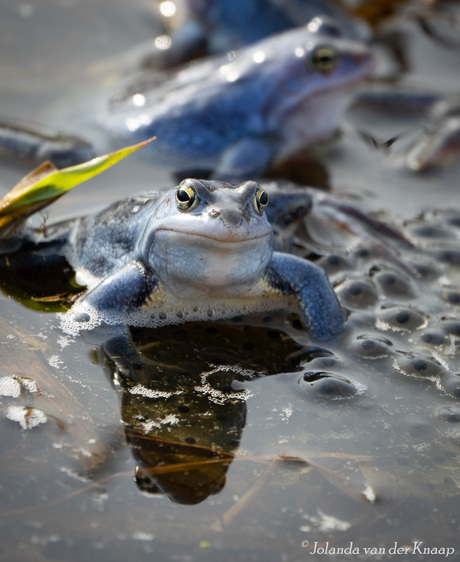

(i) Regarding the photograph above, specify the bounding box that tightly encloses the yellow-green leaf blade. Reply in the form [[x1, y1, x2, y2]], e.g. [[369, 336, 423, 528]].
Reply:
[[5, 137, 155, 211]]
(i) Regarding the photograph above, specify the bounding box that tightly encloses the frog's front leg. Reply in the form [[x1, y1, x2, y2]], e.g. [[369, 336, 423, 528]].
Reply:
[[71, 261, 158, 325], [265, 252, 343, 341], [215, 138, 275, 179]]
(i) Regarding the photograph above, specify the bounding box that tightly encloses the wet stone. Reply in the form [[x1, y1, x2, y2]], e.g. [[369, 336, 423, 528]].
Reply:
[[373, 270, 415, 299], [300, 371, 362, 400], [337, 279, 379, 310], [377, 307, 426, 331]]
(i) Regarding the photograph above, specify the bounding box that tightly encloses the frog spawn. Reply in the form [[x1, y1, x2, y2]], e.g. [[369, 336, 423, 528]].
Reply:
[[61, 196, 460, 411], [296, 207, 460, 404]]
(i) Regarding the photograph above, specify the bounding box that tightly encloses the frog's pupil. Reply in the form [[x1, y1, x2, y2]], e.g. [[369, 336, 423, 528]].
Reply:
[[311, 47, 336, 72], [259, 190, 268, 207], [177, 188, 191, 202], [317, 53, 330, 65]]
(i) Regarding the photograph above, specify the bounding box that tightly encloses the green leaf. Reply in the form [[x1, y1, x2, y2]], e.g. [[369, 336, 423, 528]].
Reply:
[[0, 137, 155, 238]]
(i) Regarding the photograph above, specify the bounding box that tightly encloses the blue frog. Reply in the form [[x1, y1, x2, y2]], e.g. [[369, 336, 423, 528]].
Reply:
[[104, 18, 374, 178], [0, 18, 373, 180], [148, 0, 365, 67], [38, 178, 343, 340]]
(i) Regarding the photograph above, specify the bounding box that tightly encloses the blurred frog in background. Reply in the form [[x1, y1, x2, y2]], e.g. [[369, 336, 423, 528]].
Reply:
[[146, 0, 366, 68], [105, 18, 374, 178]]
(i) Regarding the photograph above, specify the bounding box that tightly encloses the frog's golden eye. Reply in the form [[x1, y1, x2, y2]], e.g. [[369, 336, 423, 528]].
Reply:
[[253, 187, 269, 215], [308, 46, 337, 73], [176, 185, 198, 211]]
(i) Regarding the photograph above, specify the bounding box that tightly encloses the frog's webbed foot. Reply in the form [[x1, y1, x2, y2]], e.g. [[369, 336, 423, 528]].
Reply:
[[266, 252, 343, 341], [63, 261, 157, 333]]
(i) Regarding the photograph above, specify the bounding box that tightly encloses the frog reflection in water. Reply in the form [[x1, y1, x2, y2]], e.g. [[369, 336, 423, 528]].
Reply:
[[99, 320, 330, 505], [105, 18, 374, 178], [44, 178, 341, 341]]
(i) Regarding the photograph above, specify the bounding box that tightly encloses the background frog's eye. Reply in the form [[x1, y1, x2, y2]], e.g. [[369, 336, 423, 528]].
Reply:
[[175, 185, 198, 211], [253, 187, 269, 214], [308, 46, 337, 73]]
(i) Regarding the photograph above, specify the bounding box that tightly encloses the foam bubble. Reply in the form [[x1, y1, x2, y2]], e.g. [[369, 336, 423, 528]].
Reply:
[[60, 293, 296, 336], [6, 406, 47, 429]]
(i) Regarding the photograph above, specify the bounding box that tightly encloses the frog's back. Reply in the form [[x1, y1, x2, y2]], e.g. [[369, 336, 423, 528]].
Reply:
[[105, 61, 272, 165], [68, 192, 161, 281]]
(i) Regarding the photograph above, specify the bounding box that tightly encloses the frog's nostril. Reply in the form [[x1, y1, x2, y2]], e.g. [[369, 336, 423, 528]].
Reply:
[[209, 209, 221, 218], [222, 210, 243, 226]]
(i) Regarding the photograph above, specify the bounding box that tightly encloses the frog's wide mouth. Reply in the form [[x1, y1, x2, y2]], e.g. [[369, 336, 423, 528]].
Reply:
[[155, 228, 272, 245]]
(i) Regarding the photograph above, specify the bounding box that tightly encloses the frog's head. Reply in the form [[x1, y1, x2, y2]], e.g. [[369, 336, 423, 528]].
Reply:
[[143, 179, 274, 299], [229, 16, 375, 158]]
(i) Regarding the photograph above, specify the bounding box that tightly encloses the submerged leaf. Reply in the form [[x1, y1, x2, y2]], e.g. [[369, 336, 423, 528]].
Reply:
[[0, 137, 155, 238]]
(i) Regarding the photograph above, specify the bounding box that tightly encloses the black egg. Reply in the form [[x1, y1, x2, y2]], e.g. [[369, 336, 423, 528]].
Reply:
[[352, 335, 393, 359], [378, 307, 426, 331], [300, 371, 362, 400], [337, 279, 378, 310]]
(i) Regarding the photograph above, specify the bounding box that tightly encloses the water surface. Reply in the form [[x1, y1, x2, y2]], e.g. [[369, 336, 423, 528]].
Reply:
[[0, 1, 459, 561]]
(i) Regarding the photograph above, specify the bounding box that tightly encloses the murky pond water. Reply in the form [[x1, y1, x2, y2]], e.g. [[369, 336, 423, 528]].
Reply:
[[0, 1, 460, 561]]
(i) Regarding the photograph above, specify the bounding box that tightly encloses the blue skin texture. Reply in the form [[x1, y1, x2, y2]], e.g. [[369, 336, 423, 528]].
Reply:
[[152, 0, 364, 65], [62, 179, 343, 341], [0, 17, 372, 175], [104, 18, 374, 178]]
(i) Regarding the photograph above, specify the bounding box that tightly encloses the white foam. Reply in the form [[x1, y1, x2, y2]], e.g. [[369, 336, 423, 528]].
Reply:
[[6, 406, 47, 429], [0, 376, 38, 397], [60, 291, 296, 336]]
